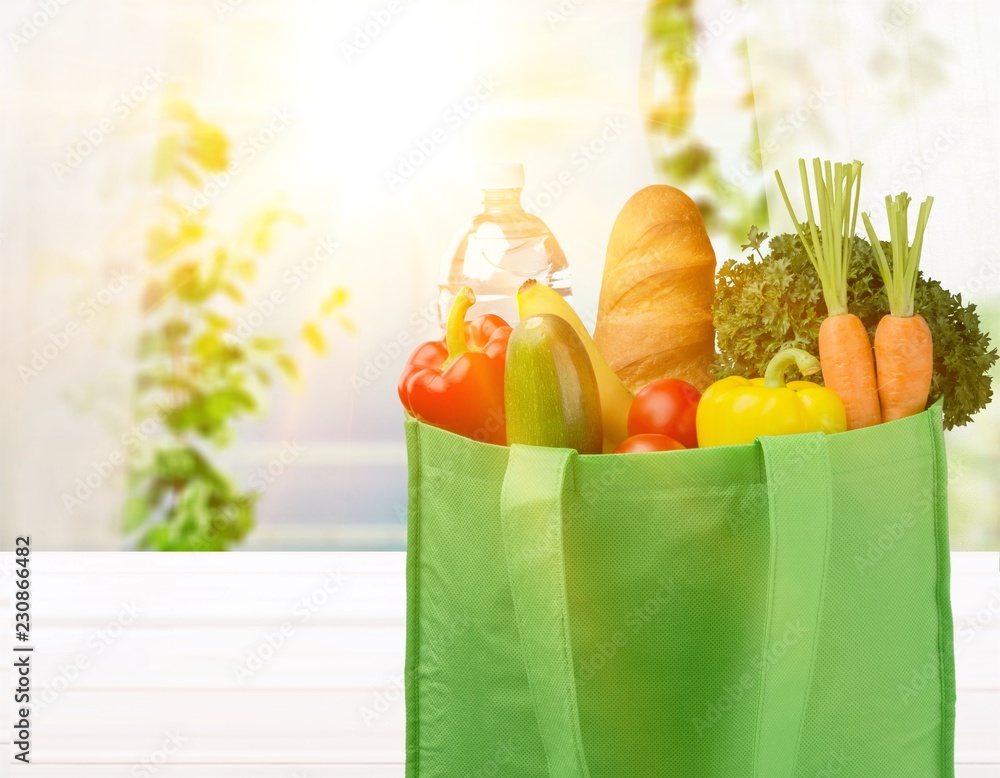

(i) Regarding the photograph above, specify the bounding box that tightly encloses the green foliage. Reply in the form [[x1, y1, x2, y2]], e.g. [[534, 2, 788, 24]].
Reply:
[[127, 95, 351, 551], [643, 0, 769, 246], [713, 231, 998, 430], [643, 1, 951, 247], [125, 446, 254, 551]]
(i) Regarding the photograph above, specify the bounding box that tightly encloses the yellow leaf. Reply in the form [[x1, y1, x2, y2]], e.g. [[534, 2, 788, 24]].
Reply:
[[321, 287, 350, 315], [192, 332, 222, 359], [302, 321, 327, 355], [275, 353, 301, 389], [202, 311, 231, 330], [147, 221, 204, 265], [220, 281, 245, 303], [187, 122, 230, 172], [147, 227, 170, 261], [250, 336, 282, 351], [234, 258, 256, 282], [181, 221, 205, 242], [254, 227, 271, 254], [250, 206, 305, 253], [337, 315, 357, 335], [171, 263, 201, 297], [153, 134, 180, 183], [164, 95, 198, 124], [211, 248, 228, 275], [142, 280, 167, 312], [176, 161, 203, 188]]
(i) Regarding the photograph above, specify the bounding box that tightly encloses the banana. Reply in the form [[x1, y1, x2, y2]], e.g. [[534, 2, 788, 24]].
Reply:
[[517, 280, 633, 451]]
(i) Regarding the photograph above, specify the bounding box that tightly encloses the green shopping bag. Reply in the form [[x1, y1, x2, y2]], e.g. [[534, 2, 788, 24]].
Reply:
[[403, 402, 955, 777]]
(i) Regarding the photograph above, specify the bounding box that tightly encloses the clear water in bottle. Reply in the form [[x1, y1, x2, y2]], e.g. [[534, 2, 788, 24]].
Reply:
[[438, 163, 571, 330]]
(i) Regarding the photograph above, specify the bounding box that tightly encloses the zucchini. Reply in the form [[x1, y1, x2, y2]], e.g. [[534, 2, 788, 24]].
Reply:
[[505, 314, 603, 454], [518, 279, 633, 450]]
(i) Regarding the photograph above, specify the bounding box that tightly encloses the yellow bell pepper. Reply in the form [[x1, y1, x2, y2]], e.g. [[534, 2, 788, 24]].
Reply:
[[696, 348, 846, 447]]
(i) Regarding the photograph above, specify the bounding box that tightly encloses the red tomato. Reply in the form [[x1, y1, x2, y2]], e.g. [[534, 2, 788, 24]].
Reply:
[[613, 433, 686, 454], [628, 378, 701, 449]]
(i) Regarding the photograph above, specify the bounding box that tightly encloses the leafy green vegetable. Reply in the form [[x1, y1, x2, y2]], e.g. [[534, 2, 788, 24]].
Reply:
[[740, 225, 768, 260], [126, 97, 353, 552], [714, 231, 997, 429]]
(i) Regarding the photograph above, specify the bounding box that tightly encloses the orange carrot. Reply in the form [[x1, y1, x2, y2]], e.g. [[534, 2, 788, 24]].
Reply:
[[873, 314, 933, 421], [819, 314, 882, 429], [776, 159, 882, 430], [862, 193, 935, 421]]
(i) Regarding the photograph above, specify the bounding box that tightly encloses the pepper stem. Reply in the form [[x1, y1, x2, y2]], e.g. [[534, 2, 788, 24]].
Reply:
[[763, 347, 821, 388], [444, 286, 476, 366]]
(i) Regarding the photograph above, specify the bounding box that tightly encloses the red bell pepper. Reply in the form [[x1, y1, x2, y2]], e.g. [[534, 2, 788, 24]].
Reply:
[[398, 287, 511, 445]]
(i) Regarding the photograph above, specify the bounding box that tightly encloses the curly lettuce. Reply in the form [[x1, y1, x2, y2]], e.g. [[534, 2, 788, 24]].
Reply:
[[714, 232, 997, 429]]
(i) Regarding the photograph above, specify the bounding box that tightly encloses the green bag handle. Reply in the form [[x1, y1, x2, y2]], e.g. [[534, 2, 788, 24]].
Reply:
[[753, 432, 834, 776], [499, 434, 834, 778], [500, 444, 591, 778]]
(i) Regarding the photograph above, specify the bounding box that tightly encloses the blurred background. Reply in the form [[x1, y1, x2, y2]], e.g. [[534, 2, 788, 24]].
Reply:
[[1, 0, 997, 550]]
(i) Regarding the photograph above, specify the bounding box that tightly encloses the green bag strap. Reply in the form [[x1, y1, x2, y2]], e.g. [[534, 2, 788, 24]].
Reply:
[[753, 432, 834, 777], [500, 444, 591, 778]]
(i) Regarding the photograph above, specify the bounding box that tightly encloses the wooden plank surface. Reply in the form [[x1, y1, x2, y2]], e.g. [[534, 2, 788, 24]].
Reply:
[[2, 551, 997, 775]]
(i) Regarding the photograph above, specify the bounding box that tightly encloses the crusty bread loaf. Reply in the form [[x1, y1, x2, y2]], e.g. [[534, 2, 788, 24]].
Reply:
[[594, 185, 717, 392]]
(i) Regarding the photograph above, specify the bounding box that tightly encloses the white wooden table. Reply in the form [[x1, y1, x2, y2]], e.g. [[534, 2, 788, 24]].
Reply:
[[2, 552, 997, 776]]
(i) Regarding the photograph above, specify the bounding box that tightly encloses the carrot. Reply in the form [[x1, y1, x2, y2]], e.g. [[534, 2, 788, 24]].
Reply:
[[819, 314, 882, 428], [873, 313, 933, 421], [775, 158, 882, 430], [862, 193, 935, 421]]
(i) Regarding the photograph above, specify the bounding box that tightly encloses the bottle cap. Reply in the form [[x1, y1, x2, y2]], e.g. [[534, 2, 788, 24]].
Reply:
[[480, 162, 524, 190]]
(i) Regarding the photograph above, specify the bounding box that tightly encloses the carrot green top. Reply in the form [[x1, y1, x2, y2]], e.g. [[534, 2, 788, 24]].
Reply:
[[861, 193, 934, 318], [775, 158, 863, 317]]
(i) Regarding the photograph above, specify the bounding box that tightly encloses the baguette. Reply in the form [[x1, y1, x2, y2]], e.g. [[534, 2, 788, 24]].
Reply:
[[594, 185, 717, 392]]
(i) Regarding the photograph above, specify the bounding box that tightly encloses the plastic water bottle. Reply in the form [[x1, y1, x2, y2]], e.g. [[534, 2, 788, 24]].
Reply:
[[438, 163, 571, 330]]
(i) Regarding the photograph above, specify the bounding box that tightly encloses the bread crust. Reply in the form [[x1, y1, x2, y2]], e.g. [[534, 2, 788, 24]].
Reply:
[[594, 185, 717, 391]]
